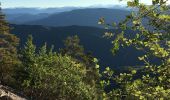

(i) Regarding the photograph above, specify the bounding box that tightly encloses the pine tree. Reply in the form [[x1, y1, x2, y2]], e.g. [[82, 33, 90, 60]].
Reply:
[[60, 35, 84, 59], [60, 36, 100, 88], [0, 3, 19, 85]]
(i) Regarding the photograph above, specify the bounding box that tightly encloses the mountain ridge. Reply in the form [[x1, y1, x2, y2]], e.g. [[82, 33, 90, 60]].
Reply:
[[10, 24, 143, 70], [5, 8, 131, 27], [25, 8, 130, 27]]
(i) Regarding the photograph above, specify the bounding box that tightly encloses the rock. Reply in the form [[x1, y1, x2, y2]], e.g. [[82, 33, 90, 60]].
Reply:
[[0, 85, 27, 100]]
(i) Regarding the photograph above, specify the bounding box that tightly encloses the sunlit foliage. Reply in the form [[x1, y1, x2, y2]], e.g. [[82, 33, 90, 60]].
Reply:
[[99, 0, 170, 99]]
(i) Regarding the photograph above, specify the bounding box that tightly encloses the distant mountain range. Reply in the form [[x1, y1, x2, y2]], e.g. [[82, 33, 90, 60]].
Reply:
[[5, 8, 130, 27], [3, 5, 129, 14], [5, 7, 159, 70], [3, 7, 79, 24], [10, 24, 143, 70], [25, 8, 130, 27], [5, 13, 50, 24], [3, 7, 80, 14]]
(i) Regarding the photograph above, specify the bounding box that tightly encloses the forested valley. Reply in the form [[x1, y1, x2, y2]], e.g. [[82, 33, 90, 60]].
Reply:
[[0, 0, 170, 100]]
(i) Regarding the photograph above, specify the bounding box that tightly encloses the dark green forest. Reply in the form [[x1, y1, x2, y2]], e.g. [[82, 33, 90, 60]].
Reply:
[[0, 0, 170, 100]]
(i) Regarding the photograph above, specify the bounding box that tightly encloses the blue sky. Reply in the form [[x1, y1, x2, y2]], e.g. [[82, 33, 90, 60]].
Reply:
[[0, 0, 158, 8]]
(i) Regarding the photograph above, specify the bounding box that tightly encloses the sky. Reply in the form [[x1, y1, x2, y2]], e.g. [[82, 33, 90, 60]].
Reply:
[[0, 0, 165, 8]]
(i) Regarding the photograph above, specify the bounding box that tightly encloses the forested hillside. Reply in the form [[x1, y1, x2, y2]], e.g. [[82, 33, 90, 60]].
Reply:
[[0, 0, 170, 100], [10, 24, 143, 69], [5, 8, 130, 27], [25, 8, 130, 27]]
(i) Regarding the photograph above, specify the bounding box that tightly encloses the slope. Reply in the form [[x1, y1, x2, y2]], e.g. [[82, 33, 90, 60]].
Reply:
[[25, 8, 130, 27], [10, 24, 142, 70]]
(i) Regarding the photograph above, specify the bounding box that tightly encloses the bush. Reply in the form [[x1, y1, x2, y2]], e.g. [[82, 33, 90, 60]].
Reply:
[[17, 36, 101, 100]]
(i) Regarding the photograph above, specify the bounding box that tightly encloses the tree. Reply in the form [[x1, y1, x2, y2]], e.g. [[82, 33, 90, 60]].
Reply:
[[18, 36, 102, 100], [61, 35, 101, 86], [99, 0, 170, 99], [60, 35, 84, 60], [0, 3, 19, 85]]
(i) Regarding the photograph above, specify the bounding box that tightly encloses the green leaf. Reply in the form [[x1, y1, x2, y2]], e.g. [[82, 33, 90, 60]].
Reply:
[[131, 70, 137, 74]]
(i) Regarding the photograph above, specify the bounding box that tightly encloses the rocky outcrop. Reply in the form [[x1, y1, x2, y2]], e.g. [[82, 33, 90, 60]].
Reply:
[[0, 85, 27, 100]]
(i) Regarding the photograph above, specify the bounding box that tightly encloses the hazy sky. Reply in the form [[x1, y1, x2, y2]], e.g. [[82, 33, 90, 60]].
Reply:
[[0, 0, 165, 8]]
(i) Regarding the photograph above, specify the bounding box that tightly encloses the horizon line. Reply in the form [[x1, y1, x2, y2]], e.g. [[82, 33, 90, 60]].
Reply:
[[2, 4, 127, 9]]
